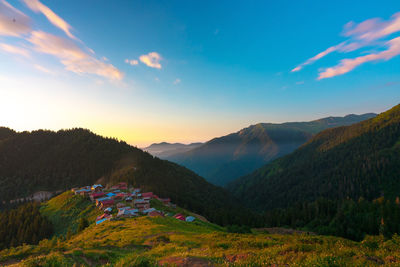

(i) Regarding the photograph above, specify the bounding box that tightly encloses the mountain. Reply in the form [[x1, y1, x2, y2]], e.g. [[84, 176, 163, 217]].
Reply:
[[166, 113, 377, 186], [227, 104, 400, 211], [144, 142, 203, 158], [0, 127, 256, 226]]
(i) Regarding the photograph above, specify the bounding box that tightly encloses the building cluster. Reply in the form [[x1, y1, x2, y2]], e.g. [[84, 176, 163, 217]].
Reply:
[[72, 182, 195, 225]]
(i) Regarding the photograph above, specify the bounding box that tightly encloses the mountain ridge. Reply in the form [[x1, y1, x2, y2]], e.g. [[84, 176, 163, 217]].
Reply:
[[162, 113, 377, 186], [227, 104, 400, 211]]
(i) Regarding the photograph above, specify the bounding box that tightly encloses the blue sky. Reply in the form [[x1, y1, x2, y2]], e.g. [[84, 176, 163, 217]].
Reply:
[[0, 0, 399, 146]]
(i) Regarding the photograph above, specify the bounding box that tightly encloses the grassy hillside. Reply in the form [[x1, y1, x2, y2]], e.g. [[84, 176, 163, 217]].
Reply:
[[0, 128, 256, 226], [40, 191, 102, 236], [228, 104, 400, 211], [1, 215, 400, 266], [167, 113, 376, 186]]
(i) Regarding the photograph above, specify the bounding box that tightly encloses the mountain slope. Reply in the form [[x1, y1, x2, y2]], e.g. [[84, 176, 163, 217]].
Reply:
[[1, 205, 398, 266], [167, 113, 376, 186], [144, 142, 203, 158], [227, 104, 400, 211], [0, 128, 256, 226]]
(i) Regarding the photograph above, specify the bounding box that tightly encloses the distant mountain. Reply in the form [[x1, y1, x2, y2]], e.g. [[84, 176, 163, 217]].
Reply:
[[227, 104, 400, 211], [0, 127, 256, 226], [144, 142, 203, 158], [166, 113, 377, 186]]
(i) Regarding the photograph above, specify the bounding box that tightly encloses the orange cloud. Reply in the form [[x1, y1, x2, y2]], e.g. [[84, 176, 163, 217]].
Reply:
[[292, 12, 400, 78], [318, 37, 400, 79], [139, 52, 162, 69], [0, 43, 30, 57], [29, 31, 123, 81], [0, 0, 31, 37], [22, 0, 76, 39]]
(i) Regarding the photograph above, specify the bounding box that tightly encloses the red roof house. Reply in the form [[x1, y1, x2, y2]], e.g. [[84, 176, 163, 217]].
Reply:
[[141, 192, 154, 198]]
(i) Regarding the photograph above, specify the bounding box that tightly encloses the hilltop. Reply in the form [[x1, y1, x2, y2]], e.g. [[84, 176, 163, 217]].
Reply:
[[228, 104, 400, 211], [0, 127, 255, 226], [164, 113, 376, 185], [144, 142, 203, 158], [1, 191, 400, 266]]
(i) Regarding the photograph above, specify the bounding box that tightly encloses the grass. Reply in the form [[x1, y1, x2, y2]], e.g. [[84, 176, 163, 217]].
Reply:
[[40, 191, 102, 236], [2, 192, 400, 266]]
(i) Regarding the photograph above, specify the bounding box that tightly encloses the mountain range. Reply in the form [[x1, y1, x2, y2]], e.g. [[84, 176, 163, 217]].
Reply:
[[152, 113, 376, 186], [143, 142, 203, 158], [0, 127, 256, 226], [227, 104, 400, 211]]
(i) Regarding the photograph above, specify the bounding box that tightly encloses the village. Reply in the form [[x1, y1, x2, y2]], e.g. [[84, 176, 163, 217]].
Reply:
[[72, 182, 196, 225]]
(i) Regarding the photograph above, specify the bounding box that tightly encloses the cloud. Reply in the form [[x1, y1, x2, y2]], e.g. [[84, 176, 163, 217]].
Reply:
[[139, 52, 162, 69], [318, 37, 400, 80], [0, 43, 30, 57], [0, 0, 31, 36], [33, 64, 55, 74], [22, 0, 76, 39], [344, 12, 400, 42], [173, 78, 181, 85], [293, 12, 400, 79], [28, 31, 123, 80], [125, 59, 138, 66]]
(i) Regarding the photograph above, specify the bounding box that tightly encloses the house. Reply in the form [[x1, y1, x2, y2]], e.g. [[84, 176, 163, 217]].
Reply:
[[104, 207, 112, 213], [91, 184, 103, 192], [117, 208, 138, 217], [106, 192, 116, 198], [100, 199, 114, 209], [142, 208, 156, 214], [96, 197, 111, 206], [174, 214, 186, 221], [90, 192, 105, 201], [141, 192, 154, 198], [185, 216, 196, 222], [118, 182, 128, 190], [116, 202, 125, 208], [125, 196, 133, 202], [96, 218, 110, 225], [74, 187, 91, 196], [135, 203, 150, 211], [133, 188, 141, 193]]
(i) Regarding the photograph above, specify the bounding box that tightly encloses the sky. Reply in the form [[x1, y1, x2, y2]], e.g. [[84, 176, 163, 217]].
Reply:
[[0, 0, 399, 147]]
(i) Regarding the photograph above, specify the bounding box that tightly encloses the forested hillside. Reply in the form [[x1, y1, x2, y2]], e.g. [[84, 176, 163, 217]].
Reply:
[[167, 113, 376, 186], [0, 128, 257, 226], [228, 104, 400, 211]]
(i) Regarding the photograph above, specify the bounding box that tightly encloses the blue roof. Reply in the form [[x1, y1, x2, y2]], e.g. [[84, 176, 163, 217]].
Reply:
[[96, 218, 108, 225], [97, 197, 111, 202], [106, 193, 116, 197], [185, 216, 196, 222]]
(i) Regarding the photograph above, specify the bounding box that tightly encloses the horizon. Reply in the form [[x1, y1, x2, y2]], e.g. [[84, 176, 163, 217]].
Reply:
[[0, 109, 384, 147], [1, 1, 399, 147]]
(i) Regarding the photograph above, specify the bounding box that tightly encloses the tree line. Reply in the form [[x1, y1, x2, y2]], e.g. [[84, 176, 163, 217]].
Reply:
[[0, 202, 53, 249]]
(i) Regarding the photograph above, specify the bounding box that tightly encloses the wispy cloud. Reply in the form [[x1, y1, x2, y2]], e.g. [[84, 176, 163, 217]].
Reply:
[[139, 52, 162, 69], [29, 31, 123, 80], [318, 37, 400, 79], [293, 12, 400, 79], [0, 1, 123, 81], [33, 64, 55, 75], [22, 0, 76, 40], [0, 0, 31, 37], [173, 78, 181, 85], [0, 43, 30, 57], [125, 59, 138, 66]]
